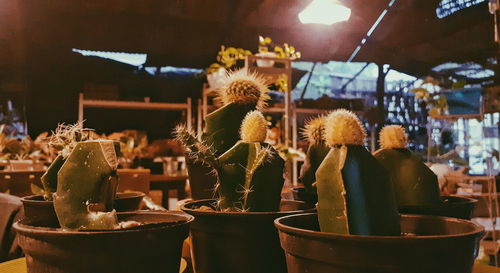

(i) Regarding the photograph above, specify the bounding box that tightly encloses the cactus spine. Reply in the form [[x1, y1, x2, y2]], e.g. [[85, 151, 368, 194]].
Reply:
[[176, 111, 285, 212], [373, 125, 441, 207], [299, 116, 329, 194], [316, 109, 400, 236]]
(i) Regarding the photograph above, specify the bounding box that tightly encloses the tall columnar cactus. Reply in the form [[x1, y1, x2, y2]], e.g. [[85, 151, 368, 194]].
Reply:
[[373, 125, 441, 207], [298, 116, 329, 194], [176, 111, 285, 212], [316, 109, 400, 236]]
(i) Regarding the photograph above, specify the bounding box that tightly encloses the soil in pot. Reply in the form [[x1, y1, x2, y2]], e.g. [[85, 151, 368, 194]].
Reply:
[[14, 211, 193, 273], [21, 192, 146, 224], [181, 199, 315, 273], [275, 213, 484, 273], [398, 195, 477, 220]]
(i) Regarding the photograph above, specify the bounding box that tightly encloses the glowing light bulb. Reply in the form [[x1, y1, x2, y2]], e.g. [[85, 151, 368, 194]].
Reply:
[[298, 0, 351, 25]]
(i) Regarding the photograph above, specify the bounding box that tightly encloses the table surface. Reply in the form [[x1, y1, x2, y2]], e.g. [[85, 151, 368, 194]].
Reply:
[[0, 257, 188, 273], [150, 174, 189, 182]]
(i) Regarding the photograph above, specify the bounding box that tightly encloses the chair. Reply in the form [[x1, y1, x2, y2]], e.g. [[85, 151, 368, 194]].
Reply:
[[0, 171, 44, 197], [117, 169, 151, 194]]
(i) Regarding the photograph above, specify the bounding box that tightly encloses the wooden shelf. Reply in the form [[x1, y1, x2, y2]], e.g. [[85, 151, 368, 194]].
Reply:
[[78, 93, 193, 130]]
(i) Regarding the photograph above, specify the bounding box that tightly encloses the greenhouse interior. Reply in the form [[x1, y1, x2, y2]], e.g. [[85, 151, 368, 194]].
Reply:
[[1, 0, 500, 272]]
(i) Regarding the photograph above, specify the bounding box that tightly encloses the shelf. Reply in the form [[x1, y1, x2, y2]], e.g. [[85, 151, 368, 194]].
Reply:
[[78, 93, 193, 130]]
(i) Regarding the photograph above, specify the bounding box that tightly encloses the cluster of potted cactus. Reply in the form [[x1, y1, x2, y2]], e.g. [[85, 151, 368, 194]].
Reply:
[[14, 123, 193, 273], [276, 110, 484, 273]]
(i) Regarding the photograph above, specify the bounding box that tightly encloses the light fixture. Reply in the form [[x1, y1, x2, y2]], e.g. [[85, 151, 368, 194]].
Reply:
[[298, 0, 351, 25]]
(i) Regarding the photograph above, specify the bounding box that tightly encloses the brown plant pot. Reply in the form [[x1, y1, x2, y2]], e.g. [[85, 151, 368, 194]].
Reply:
[[180, 199, 315, 273], [291, 187, 318, 204], [14, 211, 193, 273], [21, 192, 146, 224], [275, 213, 484, 273], [398, 195, 477, 220]]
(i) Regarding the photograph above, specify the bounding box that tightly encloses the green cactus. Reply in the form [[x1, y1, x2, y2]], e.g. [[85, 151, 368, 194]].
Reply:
[[186, 70, 270, 199], [299, 116, 329, 194], [316, 109, 400, 236], [176, 111, 285, 212], [373, 125, 441, 207], [40, 122, 96, 200], [53, 140, 119, 230]]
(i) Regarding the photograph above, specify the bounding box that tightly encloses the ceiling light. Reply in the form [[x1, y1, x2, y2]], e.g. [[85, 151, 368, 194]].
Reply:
[[298, 0, 351, 25]]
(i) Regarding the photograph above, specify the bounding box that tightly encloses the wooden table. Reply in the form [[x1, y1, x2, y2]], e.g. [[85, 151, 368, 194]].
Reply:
[[0, 257, 187, 273], [150, 174, 188, 209]]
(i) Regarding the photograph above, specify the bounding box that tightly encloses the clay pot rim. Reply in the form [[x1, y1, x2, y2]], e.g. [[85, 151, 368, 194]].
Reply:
[[22, 192, 146, 203], [14, 211, 194, 235], [399, 195, 478, 210], [274, 213, 485, 241], [181, 199, 315, 217]]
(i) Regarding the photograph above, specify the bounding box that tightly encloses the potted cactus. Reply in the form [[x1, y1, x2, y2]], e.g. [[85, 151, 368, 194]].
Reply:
[[177, 111, 314, 273], [294, 116, 329, 204], [373, 125, 477, 219], [274, 110, 484, 273], [187, 69, 270, 199], [21, 123, 145, 224], [14, 124, 192, 273]]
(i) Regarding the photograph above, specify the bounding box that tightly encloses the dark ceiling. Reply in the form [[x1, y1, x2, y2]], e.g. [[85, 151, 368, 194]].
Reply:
[[0, 0, 497, 78]]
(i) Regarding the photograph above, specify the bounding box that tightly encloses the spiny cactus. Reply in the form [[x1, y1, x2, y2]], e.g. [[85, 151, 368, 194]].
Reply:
[[316, 109, 400, 236], [53, 140, 119, 230], [373, 125, 441, 207], [298, 116, 329, 195], [41, 122, 96, 201], [176, 111, 285, 212], [185, 69, 270, 199]]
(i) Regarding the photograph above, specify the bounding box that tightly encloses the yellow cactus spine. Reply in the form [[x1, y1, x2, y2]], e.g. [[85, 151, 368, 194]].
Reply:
[[240, 111, 268, 143], [302, 116, 326, 145], [218, 69, 270, 110], [325, 109, 367, 146], [379, 125, 408, 149]]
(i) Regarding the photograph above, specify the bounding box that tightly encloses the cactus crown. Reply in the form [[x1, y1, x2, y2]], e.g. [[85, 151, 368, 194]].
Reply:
[[49, 121, 95, 159], [218, 69, 270, 110], [379, 125, 408, 149], [302, 116, 326, 144], [240, 111, 268, 143], [325, 109, 366, 146]]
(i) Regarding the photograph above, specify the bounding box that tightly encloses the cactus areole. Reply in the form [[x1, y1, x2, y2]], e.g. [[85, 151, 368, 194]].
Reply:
[[316, 110, 400, 236], [374, 125, 441, 207]]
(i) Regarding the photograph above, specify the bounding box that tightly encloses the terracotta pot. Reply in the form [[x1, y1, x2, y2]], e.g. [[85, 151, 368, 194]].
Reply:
[[21, 192, 145, 223], [275, 213, 484, 273], [14, 211, 193, 273], [180, 199, 315, 273], [291, 187, 317, 204], [114, 192, 146, 212], [399, 195, 477, 220]]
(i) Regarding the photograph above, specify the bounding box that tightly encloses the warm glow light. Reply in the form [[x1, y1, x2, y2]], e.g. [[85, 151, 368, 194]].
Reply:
[[298, 0, 351, 25]]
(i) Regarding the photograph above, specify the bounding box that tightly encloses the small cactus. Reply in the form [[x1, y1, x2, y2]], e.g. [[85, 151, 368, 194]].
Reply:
[[298, 116, 329, 194], [176, 111, 285, 212], [185, 69, 269, 199], [53, 140, 119, 230], [316, 109, 400, 236], [374, 125, 441, 207]]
